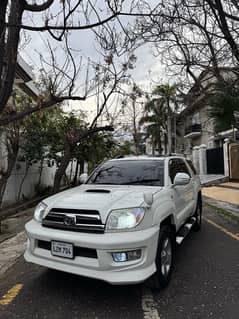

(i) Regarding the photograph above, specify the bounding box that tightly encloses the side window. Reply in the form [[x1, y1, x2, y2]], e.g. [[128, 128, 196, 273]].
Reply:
[[179, 160, 191, 177], [169, 159, 191, 184], [169, 159, 180, 183]]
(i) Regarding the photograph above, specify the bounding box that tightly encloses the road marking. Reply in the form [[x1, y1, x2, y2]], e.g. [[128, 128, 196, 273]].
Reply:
[[141, 286, 160, 319], [204, 217, 239, 241], [0, 284, 23, 306]]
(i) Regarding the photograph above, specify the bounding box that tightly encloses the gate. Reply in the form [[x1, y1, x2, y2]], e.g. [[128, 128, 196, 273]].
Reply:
[[206, 147, 224, 174], [229, 143, 239, 180]]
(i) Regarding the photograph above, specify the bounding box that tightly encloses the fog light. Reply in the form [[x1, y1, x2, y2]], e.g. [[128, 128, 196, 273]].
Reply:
[[112, 250, 141, 262], [112, 252, 127, 262], [127, 249, 141, 261]]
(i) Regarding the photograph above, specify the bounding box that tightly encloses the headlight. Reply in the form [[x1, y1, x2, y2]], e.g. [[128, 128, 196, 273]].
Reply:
[[34, 202, 48, 223], [106, 207, 145, 230]]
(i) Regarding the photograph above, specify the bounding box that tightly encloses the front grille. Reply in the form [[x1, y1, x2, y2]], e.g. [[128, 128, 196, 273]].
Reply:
[[37, 240, 97, 258], [42, 208, 105, 233]]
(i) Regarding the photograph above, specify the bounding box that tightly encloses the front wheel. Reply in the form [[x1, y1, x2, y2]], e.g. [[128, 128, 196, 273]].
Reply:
[[148, 225, 175, 290]]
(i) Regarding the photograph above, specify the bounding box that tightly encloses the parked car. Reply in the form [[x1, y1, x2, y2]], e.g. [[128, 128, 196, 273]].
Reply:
[[24, 155, 202, 289]]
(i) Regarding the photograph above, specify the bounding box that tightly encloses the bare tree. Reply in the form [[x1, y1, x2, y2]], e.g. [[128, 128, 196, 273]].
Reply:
[[136, 0, 239, 90], [0, 0, 145, 125]]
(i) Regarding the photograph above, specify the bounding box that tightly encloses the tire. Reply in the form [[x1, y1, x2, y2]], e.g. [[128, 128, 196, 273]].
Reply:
[[193, 197, 202, 231], [148, 225, 175, 290]]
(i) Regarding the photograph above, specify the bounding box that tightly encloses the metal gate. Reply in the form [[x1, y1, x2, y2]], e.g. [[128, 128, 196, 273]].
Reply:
[[229, 143, 239, 180], [206, 147, 224, 174]]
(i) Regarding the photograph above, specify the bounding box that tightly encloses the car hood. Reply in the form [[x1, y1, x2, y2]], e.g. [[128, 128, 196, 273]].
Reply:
[[44, 184, 162, 223]]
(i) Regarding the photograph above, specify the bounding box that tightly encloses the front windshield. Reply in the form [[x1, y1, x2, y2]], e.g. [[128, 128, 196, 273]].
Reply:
[[87, 160, 164, 186]]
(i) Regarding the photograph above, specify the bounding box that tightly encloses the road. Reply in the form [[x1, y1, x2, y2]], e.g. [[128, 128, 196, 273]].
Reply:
[[0, 206, 238, 319]]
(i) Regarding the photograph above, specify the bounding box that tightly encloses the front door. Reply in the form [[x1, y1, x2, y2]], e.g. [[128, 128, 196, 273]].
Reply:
[[169, 159, 194, 227]]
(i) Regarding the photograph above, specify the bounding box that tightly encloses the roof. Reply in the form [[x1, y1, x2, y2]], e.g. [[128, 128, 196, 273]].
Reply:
[[109, 155, 185, 161]]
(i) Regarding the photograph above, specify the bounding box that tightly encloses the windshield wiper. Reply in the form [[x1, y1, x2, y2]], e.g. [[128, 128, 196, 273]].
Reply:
[[122, 179, 161, 185], [91, 182, 119, 185]]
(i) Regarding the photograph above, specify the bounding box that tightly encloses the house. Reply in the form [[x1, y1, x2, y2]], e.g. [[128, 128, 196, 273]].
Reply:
[[14, 55, 39, 100], [176, 68, 239, 176], [177, 68, 239, 154]]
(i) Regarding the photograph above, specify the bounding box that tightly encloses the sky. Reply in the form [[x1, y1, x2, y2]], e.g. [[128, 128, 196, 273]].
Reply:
[[19, 0, 167, 123]]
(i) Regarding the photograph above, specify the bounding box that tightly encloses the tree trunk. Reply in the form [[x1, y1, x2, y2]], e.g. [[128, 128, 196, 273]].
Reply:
[[72, 160, 79, 186], [0, 0, 8, 85], [0, 175, 10, 208], [69, 160, 73, 182], [79, 159, 85, 174], [52, 146, 72, 194], [0, 0, 24, 113], [0, 143, 19, 208], [37, 159, 44, 189], [158, 133, 162, 155], [17, 163, 30, 201], [167, 99, 172, 154]]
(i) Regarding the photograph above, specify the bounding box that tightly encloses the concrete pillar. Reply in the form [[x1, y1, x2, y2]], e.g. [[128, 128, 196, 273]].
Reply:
[[223, 138, 230, 177], [84, 162, 88, 174], [199, 144, 207, 175], [192, 146, 200, 173]]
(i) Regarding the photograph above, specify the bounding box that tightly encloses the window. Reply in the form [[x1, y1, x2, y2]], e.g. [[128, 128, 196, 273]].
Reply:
[[169, 159, 191, 183]]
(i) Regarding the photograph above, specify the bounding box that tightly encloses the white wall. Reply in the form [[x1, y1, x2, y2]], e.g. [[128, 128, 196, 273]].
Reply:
[[2, 160, 56, 205], [2, 157, 77, 207]]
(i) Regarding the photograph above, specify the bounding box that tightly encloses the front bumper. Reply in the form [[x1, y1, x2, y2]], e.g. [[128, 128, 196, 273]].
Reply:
[[24, 220, 159, 285]]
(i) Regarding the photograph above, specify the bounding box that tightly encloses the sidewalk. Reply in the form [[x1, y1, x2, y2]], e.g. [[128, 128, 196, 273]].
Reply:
[[0, 207, 33, 277], [0, 231, 26, 276], [202, 182, 239, 218], [200, 174, 228, 186]]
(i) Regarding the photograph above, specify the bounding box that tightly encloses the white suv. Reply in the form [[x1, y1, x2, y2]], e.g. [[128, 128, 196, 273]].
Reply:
[[24, 156, 202, 289]]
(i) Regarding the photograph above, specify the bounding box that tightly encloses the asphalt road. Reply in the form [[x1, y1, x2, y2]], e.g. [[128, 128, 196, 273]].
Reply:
[[0, 206, 238, 319]]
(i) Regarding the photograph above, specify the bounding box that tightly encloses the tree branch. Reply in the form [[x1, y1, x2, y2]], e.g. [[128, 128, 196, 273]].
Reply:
[[23, 0, 54, 12], [6, 12, 119, 32], [0, 95, 86, 126]]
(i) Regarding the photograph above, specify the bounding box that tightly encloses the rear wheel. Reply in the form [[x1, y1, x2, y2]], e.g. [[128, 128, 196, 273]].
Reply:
[[148, 225, 175, 290], [193, 197, 202, 231]]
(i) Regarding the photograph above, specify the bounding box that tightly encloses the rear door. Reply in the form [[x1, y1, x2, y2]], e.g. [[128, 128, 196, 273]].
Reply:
[[169, 158, 194, 227]]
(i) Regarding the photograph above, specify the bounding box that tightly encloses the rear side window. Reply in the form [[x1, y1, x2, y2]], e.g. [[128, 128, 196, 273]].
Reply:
[[186, 160, 197, 175], [169, 158, 191, 183]]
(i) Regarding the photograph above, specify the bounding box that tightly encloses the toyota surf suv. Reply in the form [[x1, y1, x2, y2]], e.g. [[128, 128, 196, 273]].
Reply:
[[24, 155, 202, 289]]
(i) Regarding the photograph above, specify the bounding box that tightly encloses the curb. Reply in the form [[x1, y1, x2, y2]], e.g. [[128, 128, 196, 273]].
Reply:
[[201, 176, 229, 187], [0, 186, 71, 223], [203, 196, 239, 227], [0, 196, 45, 223]]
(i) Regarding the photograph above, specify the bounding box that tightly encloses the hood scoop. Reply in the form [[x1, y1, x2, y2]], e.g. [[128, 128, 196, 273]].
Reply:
[[85, 189, 110, 193]]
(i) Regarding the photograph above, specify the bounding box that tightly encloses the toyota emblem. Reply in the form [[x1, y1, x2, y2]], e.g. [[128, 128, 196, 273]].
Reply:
[[63, 214, 76, 226]]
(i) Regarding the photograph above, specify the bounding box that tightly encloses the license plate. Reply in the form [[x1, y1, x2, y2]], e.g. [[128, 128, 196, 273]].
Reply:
[[51, 241, 74, 259]]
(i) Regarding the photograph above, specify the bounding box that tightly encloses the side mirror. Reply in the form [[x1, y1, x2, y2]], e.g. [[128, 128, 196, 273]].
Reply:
[[173, 173, 190, 186], [79, 173, 88, 184], [143, 192, 154, 207]]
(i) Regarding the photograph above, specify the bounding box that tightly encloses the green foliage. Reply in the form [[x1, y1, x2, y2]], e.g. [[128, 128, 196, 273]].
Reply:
[[209, 81, 239, 132], [76, 133, 117, 173], [44, 111, 86, 166], [20, 107, 65, 167], [140, 84, 177, 153], [34, 184, 52, 197]]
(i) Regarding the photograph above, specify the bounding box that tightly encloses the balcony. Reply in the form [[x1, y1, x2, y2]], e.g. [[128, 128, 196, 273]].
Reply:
[[184, 123, 202, 138]]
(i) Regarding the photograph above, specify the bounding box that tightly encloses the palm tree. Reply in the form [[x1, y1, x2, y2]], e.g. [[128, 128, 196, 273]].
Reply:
[[141, 84, 177, 154]]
